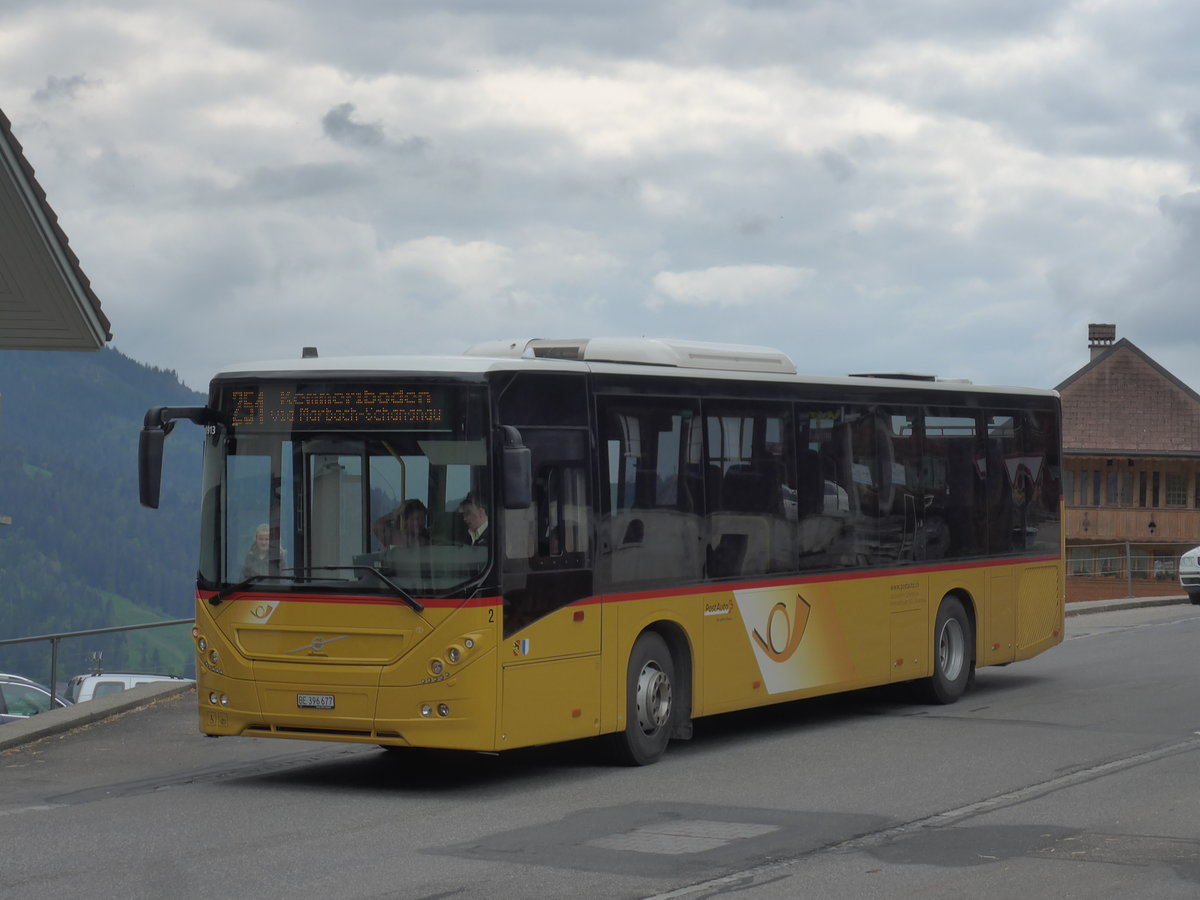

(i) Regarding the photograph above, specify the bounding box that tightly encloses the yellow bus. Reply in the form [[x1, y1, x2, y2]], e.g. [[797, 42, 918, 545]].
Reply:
[[139, 338, 1063, 765]]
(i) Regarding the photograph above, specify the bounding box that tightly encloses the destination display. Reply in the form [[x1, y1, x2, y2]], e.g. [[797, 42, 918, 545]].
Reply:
[[222, 383, 453, 430]]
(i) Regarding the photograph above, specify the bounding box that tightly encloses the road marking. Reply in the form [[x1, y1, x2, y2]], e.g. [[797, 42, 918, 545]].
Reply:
[[0, 804, 61, 818], [642, 733, 1200, 899]]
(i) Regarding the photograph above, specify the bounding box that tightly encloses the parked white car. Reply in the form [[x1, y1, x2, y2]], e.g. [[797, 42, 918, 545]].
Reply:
[[1, 673, 70, 724], [1180, 546, 1200, 605], [64, 672, 194, 704]]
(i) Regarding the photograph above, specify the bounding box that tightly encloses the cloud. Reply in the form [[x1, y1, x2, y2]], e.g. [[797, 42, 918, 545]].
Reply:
[[322, 102, 385, 148], [321, 101, 430, 157], [4, 0, 1200, 397], [818, 150, 857, 183], [31, 73, 92, 104], [649, 265, 814, 309]]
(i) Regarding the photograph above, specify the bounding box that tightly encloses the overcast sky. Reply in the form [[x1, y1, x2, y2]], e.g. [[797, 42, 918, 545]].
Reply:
[[3, 0, 1198, 394]]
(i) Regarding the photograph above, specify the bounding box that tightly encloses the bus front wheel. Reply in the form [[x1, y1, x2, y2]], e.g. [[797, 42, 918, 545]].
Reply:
[[924, 596, 973, 704], [614, 632, 675, 766]]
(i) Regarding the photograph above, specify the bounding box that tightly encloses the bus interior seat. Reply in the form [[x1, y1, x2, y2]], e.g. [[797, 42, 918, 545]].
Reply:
[[796, 449, 824, 516], [722, 464, 773, 513], [707, 532, 747, 577], [794, 449, 844, 559], [706, 464, 724, 510], [621, 518, 644, 544]]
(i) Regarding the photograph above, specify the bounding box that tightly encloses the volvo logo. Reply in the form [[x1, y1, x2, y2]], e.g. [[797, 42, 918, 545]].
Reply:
[[287, 635, 349, 655]]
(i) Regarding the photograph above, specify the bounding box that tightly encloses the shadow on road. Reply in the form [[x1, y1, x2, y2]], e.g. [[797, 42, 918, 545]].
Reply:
[[222, 667, 1046, 795]]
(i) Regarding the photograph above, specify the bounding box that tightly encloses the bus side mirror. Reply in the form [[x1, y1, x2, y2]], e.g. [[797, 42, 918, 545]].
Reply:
[[500, 425, 532, 509], [138, 425, 169, 509], [139, 405, 217, 510]]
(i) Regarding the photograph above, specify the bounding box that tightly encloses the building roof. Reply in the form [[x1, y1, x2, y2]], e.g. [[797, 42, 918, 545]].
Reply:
[[1056, 337, 1200, 457], [0, 107, 111, 350]]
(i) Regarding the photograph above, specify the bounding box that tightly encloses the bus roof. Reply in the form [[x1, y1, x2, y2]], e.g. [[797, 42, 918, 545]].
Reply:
[[212, 339, 1059, 399]]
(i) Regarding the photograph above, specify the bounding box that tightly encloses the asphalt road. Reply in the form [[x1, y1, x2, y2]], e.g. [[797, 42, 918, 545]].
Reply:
[[2, 599, 1198, 899]]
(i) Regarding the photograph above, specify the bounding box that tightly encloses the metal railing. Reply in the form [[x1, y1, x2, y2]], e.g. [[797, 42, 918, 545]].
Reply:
[[0, 619, 194, 704], [1065, 541, 1188, 601]]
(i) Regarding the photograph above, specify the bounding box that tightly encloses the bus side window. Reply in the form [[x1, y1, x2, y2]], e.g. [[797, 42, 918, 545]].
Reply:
[[703, 402, 794, 579], [876, 407, 921, 565], [1026, 409, 1062, 550], [600, 398, 703, 587], [985, 409, 1060, 554], [796, 407, 855, 569], [925, 410, 984, 558], [530, 463, 587, 567], [502, 428, 590, 571]]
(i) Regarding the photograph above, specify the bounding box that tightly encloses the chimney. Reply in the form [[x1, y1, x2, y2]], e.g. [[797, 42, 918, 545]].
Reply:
[[1088, 323, 1115, 361]]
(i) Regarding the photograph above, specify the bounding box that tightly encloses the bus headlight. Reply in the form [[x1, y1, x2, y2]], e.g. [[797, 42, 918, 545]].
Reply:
[[429, 659, 444, 676], [447, 646, 461, 664]]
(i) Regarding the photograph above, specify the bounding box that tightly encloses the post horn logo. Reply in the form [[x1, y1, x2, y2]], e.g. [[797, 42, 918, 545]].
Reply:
[[752, 594, 812, 663]]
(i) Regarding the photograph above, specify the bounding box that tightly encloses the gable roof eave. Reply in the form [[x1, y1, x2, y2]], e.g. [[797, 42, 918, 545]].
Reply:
[[1055, 337, 1200, 406], [0, 107, 112, 350]]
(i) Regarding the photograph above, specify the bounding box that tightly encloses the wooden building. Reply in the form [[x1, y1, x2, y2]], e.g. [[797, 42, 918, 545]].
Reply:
[[2, 106, 112, 531], [1, 107, 110, 351], [1057, 324, 1200, 600]]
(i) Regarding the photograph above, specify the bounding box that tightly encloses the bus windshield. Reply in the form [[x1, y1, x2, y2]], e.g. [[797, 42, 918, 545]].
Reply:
[[198, 380, 491, 597]]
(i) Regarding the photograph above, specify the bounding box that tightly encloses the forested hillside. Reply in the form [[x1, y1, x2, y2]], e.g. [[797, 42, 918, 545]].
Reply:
[[0, 348, 204, 680]]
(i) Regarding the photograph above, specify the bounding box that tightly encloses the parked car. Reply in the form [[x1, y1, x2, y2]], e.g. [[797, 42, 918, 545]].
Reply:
[[0, 673, 70, 724], [64, 672, 194, 704], [1181, 546, 1200, 605]]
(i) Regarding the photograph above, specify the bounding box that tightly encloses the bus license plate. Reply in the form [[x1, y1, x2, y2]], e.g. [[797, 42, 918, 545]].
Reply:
[[297, 693, 335, 709]]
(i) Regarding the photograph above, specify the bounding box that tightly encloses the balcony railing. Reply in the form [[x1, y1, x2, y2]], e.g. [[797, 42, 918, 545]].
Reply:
[[1066, 506, 1200, 543]]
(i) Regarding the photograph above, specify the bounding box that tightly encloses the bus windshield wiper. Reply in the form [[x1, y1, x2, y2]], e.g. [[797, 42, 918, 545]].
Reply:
[[208, 568, 424, 612], [303, 566, 424, 612], [208, 572, 304, 606]]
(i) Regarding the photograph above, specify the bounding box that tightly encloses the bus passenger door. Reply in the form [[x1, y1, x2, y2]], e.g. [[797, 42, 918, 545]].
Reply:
[[498, 422, 599, 749]]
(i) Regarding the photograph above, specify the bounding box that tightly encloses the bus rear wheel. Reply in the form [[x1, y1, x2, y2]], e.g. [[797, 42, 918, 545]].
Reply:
[[924, 596, 973, 704], [613, 632, 675, 766]]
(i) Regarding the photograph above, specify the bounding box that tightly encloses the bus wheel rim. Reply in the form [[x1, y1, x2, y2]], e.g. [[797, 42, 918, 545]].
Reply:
[[938, 617, 965, 681], [635, 661, 672, 734]]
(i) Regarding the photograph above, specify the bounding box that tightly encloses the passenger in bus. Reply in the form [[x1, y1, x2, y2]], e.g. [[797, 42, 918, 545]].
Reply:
[[458, 494, 489, 545], [372, 499, 431, 548], [241, 524, 287, 579]]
